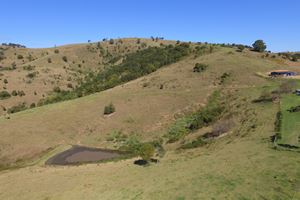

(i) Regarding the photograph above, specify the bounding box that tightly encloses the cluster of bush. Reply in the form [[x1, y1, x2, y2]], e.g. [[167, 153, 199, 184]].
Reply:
[[194, 45, 214, 56], [166, 91, 224, 143], [288, 106, 300, 113], [180, 118, 234, 149], [26, 71, 38, 79], [17, 55, 24, 59], [193, 63, 208, 72], [23, 65, 35, 71], [252, 90, 278, 103], [39, 43, 191, 105], [103, 103, 115, 115], [7, 102, 27, 114], [278, 52, 300, 62], [105, 130, 164, 163], [11, 90, 25, 97], [219, 72, 231, 85], [0, 91, 11, 100], [253, 81, 296, 104], [0, 62, 16, 71], [119, 136, 164, 163]]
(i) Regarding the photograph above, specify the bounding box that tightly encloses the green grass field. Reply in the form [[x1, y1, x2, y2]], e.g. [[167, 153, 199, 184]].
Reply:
[[278, 94, 300, 148]]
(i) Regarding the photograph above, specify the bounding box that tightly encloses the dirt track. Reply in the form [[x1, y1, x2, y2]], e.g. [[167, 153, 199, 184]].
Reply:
[[45, 145, 122, 165]]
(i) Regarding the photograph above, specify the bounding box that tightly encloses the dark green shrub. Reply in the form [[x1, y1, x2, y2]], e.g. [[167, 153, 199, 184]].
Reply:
[[0, 91, 11, 100], [3, 79, 8, 84], [26, 71, 38, 79], [23, 65, 35, 71], [139, 143, 155, 161], [53, 86, 61, 93], [7, 103, 27, 114], [17, 90, 25, 96], [62, 56, 68, 62], [67, 83, 73, 88], [48, 58, 52, 63], [252, 91, 277, 103], [11, 90, 18, 96], [166, 91, 224, 143], [17, 55, 24, 59], [287, 105, 300, 113], [30, 103, 36, 108], [291, 55, 298, 62], [54, 49, 59, 54], [237, 45, 245, 52], [193, 63, 208, 72], [219, 72, 231, 85], [109, 39, 114, 44], [104, 103, 115, 115]]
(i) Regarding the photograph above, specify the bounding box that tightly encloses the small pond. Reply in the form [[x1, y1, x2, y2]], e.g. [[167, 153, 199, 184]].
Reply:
[[45, 145, 124, 165]]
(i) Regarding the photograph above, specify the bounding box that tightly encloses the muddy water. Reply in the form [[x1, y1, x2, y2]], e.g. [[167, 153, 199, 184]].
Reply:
[[45, 145, 123, 165]]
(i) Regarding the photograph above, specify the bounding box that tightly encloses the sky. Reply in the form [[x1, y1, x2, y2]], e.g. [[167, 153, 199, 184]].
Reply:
[[1, 0, 299, 52]]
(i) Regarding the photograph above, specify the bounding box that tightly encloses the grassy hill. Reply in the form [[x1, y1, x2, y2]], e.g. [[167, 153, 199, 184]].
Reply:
[[0, 39, 299, 199], [0, 38, 175, 116]]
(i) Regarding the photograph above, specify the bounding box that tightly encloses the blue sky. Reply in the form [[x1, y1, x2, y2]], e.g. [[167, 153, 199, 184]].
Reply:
[[1, 0, 299, 52]]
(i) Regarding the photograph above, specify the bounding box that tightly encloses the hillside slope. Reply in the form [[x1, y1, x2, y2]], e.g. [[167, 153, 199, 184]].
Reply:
[[0, 38, 175, 116], [0, 43, 299, 199], [0, 46, 282, 164]]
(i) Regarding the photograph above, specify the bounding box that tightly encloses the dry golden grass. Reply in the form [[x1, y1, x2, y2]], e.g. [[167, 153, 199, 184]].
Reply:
[[0, 38, 175, 116]]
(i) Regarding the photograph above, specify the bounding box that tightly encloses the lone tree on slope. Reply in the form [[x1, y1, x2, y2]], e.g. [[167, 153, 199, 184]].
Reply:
[[252, 40, 267, 52]]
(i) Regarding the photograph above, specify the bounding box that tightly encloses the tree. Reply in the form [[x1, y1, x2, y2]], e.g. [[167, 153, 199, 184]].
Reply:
[[11, 90, 18, 96], [0, 91, 11, 100], [109, 39, 114, 45], [237, 45, 245, 52], [104, 103, 115, 115], [252, 40, 266, 52], [139, 143, 155, 161], [291, 55, 298, 62], [53, 86, 61, 93], [62, 56, 68, 62]]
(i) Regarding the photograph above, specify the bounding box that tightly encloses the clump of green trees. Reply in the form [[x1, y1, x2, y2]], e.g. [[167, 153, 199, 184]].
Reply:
[[166, 91, 224, 143]]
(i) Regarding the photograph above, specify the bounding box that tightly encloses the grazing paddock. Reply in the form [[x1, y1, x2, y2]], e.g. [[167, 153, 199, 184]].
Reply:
[[277, 94, 300, 148]]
